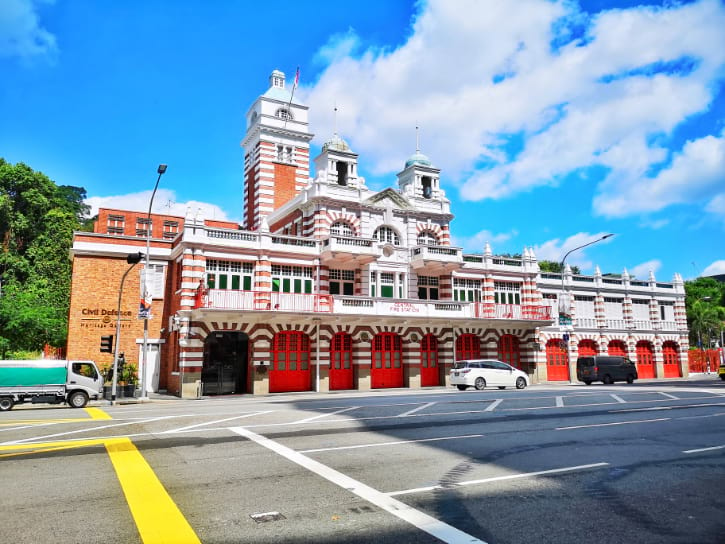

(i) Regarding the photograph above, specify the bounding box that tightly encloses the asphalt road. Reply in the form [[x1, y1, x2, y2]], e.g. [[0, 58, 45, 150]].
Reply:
[[2, 378, 725, 544]]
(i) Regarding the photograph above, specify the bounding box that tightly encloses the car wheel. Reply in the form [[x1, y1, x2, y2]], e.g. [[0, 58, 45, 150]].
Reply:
[[626, 374, 635, 384], [0, 397, 14, 411], [603, 374, 613, 385], [583, 380, 592, 385], [474, 377, 486, 390], [456, 385, 467, 391], [515, 377, 527, 390], [68, 391, 88, 408], [498, 386, 506, 390]]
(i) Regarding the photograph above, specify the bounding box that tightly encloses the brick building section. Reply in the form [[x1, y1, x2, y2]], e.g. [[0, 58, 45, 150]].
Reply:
[[273, 162, 300, 209]]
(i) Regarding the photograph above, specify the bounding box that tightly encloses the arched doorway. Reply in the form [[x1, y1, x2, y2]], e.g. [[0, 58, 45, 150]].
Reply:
[[662, 341, 681, 378], [578, 339, 598, 358], [608, 340, 627, 357], [202, 331, 249, 395], [546, 339, 569, 381], [498, 334, 521, 370], [636, 340, 655, 379], [270, 331, 311, 393], [371, 333, 403, 388], [329, 332, 354, 390], [456, 334, 480, 360], [420, 334, 439, 386]]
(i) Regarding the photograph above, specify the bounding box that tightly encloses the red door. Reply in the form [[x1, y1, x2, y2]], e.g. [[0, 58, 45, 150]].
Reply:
[[662, 341, 681, 378], [608, 340, 627, 357], [371, 333, 403, 388], [420, 334, 439, 387], [636, 341, 655, 378], [329, 333, 354, 390], [498, 334, 521, 370], [578, 339, 597, 358], [546, 339, 569, 381], [456, 334, 480, 361], [269, 331, 311, 393]]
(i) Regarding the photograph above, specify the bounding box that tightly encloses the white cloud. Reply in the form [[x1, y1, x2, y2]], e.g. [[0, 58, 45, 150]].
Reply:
[[85, 189, 236, 223], [630, 259, 661, 279], [313, 28, 361, 65], [531, 231, 615, 271], [702, 260, 725, 276], [452, 228, 517, 253], [706, 193, 725, 222], [301, 0, 725, 218], [0, 0, 57, 60]]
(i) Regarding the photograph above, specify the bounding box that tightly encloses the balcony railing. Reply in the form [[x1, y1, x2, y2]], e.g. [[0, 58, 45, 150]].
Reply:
[[473, 303, 552, 320], [196, 289, 333, 313]]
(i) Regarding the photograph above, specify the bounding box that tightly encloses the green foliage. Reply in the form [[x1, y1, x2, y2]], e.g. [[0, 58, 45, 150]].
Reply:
[[685, 278, 725, 348], [539, 260, 581, 275], [0, 158, 89, 354]]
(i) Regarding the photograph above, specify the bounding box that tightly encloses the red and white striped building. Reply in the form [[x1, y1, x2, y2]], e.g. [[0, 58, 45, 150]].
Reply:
[[67, 69, 689, 397]]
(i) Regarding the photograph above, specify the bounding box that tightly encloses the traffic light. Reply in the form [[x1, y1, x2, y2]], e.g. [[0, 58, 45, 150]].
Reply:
[[100, 335, 114, 353]]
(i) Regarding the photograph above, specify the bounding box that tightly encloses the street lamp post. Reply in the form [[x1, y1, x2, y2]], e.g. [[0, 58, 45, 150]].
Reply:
[[139, 164, 167, 400], [111, 252, 143, 404]]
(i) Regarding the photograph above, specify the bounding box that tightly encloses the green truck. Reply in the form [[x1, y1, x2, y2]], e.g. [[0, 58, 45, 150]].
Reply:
[[0, 360, 104, 411]]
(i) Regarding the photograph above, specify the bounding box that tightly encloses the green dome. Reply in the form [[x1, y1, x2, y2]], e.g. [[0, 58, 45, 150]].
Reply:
[[405, 151, 432, 168], [322, 134, 351, 152]]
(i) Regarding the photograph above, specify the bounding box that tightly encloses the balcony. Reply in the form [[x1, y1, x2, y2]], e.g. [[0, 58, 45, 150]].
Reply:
[[472, 303, 552, 321], [196, 289, 332, 313], [410, 245, 463, 274], [320, 235, 379, 265]]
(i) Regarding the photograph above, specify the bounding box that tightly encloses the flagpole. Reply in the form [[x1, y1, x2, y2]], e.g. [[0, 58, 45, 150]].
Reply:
[[283, 67, 299, 130]]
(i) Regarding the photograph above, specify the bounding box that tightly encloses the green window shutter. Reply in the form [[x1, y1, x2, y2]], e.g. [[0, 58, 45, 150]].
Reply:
[[283, 278, 291, 292], [294, 278, 302, 293], [219, 275, 228, 289], [231, 276, 240, 290], [243, 276, 252, 290], [330, 282, 340, 295], [304, 279, 312, 293], [343, 283, 354, 296], [381, 285, 393, 298], [272, 278, 280, 292]]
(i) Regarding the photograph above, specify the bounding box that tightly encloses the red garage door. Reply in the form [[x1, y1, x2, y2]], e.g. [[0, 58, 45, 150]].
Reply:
[[456, 334, 480, 361], [270, 331, 311, 393], [662, 341, 682, 378], [498, 334, 522, 371], [608, 340, 627, 357], [420, 334, 439, 387], [636, 341, 655, 379], [371, 333, 403, 388], [578, 339, 598, 358], [546, 339, 569, 381], [329, 332, 354, 390]]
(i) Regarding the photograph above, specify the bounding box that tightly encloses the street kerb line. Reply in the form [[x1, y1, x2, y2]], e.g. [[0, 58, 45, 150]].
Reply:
[[161, 411, 274, 433], [230, 425, 487, 544], [300, 434, 484, 454], [556, 417, 670, 430], [389, 462, 610, 497]]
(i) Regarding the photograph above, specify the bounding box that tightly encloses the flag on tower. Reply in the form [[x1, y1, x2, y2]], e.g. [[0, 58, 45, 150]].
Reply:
[[293, 66, 300, 89]]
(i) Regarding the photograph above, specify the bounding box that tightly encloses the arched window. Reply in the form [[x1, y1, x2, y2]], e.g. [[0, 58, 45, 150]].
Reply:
[[275, 107, 293, 120], [373, 226, 400, 245], [608, 340, 627, 357], [456, 334, 480, 361], [498, 334, 521, 370], [578, 339, 598, 357], [330, 221, 354, 237], [416, 231, 439, 246]]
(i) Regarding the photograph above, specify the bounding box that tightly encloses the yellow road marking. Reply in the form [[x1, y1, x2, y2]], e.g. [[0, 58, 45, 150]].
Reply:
[[0, 438, 111, 451], [105, 438, 200, 544], [85, 407, 113, 420]]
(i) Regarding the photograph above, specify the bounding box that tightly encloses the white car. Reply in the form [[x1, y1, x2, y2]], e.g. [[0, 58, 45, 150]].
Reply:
[[450, 359, 528, 391]]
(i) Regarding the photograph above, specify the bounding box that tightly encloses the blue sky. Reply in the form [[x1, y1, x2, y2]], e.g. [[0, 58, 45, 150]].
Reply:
[[2, 0, 724, 282]]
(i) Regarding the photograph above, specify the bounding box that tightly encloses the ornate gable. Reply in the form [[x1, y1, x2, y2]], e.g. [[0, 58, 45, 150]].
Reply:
[[364, 188, 412, 210]]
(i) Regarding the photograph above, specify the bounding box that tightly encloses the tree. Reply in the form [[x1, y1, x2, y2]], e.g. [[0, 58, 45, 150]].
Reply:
[[539, 260, 581, 275], [685, 278, 725, 348]]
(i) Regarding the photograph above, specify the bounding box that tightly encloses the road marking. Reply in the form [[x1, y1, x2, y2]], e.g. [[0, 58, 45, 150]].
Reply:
[[105, 437, 200, 544], [400, 402, 436, 417], [683, 444, 725, 454], [556, 418, 669, 430], [610, 394, 626, 404], [389, 462, 610, 497], [86, 407, 113, 420], [555, 396, 564, 407], [659, 392, 679, 400], [611, 402, 725, 413], [485, 399, 502, 412], [300, 434, 484, 454], [293, 406, 360, 424], [230, 426, 486, 544], [161, 411, 273, 433]]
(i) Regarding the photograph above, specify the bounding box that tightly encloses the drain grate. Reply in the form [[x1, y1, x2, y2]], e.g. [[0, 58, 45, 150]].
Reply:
[[250, 511, 286, 523]]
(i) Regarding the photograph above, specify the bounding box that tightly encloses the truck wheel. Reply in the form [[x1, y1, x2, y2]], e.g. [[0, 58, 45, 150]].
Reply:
[[68, 391, 88, 408], [0, 397, 14, 411]]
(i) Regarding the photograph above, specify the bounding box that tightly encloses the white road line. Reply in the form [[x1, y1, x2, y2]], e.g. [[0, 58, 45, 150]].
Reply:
[[300, 434, 484, 454], [683, 445, 725, 454], [1, 416, 176, 445], [293, 406, 360, 424], [555, 396, 564, 407], [400, 402, 436, 417], [485, 399, 503, 412], [610, 394, 626, 404], [556, 418, 670, 430], [161, 411, 273, 433], [659, 392, 679, 400], [0, 422, 62, 433], [230, 426, 486, 544], [389, 463, 609, 497]]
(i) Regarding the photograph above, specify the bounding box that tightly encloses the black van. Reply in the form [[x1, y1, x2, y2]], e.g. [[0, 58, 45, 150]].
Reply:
[[576, 356, 638, 385]]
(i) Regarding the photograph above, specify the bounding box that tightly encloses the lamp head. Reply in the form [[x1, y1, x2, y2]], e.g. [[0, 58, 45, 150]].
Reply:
[[157, 164, 168, 175]]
